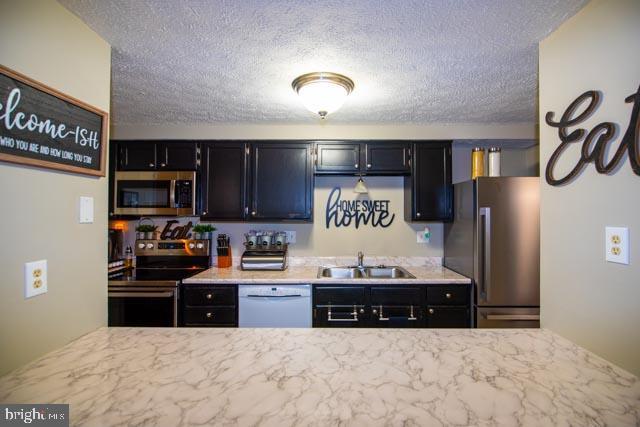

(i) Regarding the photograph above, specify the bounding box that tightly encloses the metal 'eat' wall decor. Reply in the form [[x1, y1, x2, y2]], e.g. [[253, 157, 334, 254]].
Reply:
[[544, 84, 640, 186]]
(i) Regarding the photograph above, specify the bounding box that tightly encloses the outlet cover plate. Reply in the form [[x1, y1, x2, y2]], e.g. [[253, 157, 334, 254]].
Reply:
[[605, 226, 629, 264], [284, 231, 296, 244], [25, 259, 47, 298]]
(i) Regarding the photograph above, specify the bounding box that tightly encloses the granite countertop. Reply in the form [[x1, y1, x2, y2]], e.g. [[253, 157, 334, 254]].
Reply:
[[1, 327, 638, 426], [183, 265, 471, 285]]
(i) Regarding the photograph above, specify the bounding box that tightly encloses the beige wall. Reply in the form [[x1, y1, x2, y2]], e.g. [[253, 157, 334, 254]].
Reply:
[[115, 176, 443, 260], [112, 123, 536, 140], [0, 0, 111, 375], [539, 0, 640, 375]]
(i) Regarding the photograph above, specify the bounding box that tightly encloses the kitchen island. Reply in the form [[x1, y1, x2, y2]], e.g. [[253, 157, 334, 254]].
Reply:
[[1, 327, 638, 426]]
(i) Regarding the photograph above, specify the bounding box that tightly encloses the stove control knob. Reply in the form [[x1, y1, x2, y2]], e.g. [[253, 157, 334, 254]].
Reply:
[[146, 243, 154, 249], [196, 243, 204, 249], [188, 242, 196, 249], [138, 243, 146, 249]]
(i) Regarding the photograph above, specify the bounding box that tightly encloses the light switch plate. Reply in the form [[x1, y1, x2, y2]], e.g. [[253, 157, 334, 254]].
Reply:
[[605, 226, 629, 264], [79, 196, 94, 223], [25, 260, 47, 298]]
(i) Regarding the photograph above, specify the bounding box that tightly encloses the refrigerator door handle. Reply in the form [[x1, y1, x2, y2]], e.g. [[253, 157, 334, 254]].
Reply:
[[479, 207, 491, 303]]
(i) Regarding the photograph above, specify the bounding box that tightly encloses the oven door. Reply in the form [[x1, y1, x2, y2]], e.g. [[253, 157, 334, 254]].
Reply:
[[108, 287, 178, 327], [114, 171, 195, 216]]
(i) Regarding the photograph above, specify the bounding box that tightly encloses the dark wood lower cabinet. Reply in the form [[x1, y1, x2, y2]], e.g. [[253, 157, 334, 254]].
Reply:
[[182, 285, 238, 327], [426, 306, 470, 328], [313, 283, 470, 328]]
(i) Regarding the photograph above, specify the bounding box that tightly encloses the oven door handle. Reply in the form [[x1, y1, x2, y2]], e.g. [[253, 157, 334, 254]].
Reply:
[[109, 291, 175, 298]]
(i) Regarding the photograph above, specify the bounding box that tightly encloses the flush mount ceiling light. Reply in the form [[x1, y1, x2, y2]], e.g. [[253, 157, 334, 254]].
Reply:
[[291, 72, 354, 119]]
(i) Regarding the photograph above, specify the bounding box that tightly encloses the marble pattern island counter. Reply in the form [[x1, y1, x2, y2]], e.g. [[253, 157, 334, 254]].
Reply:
[[0, 327, 638, 426]]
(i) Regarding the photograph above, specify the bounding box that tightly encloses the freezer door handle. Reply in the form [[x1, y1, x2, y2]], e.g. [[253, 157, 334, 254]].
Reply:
[[483, 314, 540, 321], [479, 207, 491, 303]]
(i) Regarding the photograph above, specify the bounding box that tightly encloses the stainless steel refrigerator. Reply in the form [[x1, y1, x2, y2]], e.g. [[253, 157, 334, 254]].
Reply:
[[444, 177, 540, 328]]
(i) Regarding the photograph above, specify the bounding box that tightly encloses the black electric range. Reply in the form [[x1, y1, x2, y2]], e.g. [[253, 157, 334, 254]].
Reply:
[[108, 239, 210, 327]]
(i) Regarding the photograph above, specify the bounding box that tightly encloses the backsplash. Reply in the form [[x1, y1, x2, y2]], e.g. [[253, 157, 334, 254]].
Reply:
[[110, 176, 444, 259]]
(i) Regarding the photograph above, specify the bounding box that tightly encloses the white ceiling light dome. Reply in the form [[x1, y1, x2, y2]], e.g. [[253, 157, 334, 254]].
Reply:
[[292, 72, 354, 119]]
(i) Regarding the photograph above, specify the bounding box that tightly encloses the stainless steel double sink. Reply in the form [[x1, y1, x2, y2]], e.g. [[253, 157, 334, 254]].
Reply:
[[317, 266, 416, 279]]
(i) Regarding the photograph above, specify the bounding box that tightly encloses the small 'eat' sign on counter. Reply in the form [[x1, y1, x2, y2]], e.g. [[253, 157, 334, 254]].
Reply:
[[0, 65, 108, 177]]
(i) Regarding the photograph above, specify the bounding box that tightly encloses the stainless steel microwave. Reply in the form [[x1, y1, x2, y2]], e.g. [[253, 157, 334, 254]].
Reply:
[[114, 171, 196, 216]]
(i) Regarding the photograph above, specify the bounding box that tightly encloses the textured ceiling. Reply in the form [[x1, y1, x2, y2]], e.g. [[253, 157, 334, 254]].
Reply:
[[59, 0, 586, 125]]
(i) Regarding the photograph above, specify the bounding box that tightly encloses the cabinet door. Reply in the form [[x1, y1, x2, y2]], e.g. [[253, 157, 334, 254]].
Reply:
[[251, 143, 312, 220], [315, 142, 361, 174], [157, 142, 198, 170], [313, 286, 367, 328], [405, 142, 452, 221], [119, 142, 157, 170], [426, 306, 469, 328], [201, 142, 248, 220], [364, 142, 411, 174]]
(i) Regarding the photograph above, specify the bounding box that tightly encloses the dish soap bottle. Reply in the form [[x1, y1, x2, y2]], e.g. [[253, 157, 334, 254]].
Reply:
[[124, 246, 133, 268]]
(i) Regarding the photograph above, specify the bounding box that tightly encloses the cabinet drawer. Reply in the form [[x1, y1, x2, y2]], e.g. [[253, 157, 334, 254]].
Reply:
[[426, 285, 468, 305], [370, 305, 424, 328], [184, 286, 236, 306], [426, 306, 469, 328], [314, 286, 366, 305], [370, 287, 422, 305], [313, 305, 367, 328], [183, 306, 237, 326]]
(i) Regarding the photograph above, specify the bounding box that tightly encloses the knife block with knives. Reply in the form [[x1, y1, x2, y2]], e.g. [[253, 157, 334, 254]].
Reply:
[[216, 234, 232, 268]]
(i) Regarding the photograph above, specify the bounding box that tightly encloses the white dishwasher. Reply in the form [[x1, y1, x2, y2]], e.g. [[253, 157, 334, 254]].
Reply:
[[238, 284, 312, 328]]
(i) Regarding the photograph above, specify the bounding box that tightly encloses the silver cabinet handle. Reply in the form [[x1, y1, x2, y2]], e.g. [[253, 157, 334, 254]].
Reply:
[[375, 305, 417, 321], [416, 212, 421, 217], [428, 308, 435, 314], [377, 305, 389, 321], [354, 163, 358, 168], [252, 211, 256, 216], [206, 312, 213, 318], [445, 293, 452, 299], [160, 163, 166, 167], [367, 163, 372, 168], [484, 314, 540, 321], [327, 305, 359, 322], [244, 206, 249, 215], [480, 207, 492, 303], [202, 211, 207, 215], [206, 293, 213, 300], [149, 163, 154, 167]]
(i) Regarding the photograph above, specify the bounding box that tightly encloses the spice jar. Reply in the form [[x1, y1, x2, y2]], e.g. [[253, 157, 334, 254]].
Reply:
[[488, 147, 501, 177], [471, 147, 485, 179]]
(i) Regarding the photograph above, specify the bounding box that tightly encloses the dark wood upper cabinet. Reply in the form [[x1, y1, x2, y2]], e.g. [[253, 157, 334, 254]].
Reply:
[[315, 141, 410, 175], [251, 142, 313, 221], [364, 142, 411, 174], [315, 142, 361, 173], [157, 142, 198, 170], [117, 141, 197, 171], [119, 142, 156, 170], [200, 142, 248, 220], [404, 142, 452, 222]]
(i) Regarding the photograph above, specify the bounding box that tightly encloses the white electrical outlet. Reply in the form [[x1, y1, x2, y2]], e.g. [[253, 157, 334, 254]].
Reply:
[[605, 226, 629, 265], [79, 196, 94, 223], [284, 231, 296, 244], [25, 260, 47, 298]]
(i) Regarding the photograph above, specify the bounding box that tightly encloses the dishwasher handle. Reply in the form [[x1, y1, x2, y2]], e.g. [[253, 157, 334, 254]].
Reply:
[[245, 294, 303, 298]]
